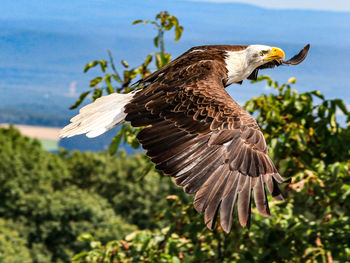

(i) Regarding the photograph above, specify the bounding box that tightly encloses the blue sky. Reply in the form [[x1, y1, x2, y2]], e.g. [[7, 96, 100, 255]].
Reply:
[[193, 0, 350, 11], [1, 0, 349, 22]]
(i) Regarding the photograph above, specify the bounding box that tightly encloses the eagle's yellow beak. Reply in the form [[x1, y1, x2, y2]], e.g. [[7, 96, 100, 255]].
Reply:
[[264, 47, 285, 61]]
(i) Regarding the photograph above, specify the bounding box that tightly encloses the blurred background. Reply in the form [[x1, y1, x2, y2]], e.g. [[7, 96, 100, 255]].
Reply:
[[0, 1, 349, 262]]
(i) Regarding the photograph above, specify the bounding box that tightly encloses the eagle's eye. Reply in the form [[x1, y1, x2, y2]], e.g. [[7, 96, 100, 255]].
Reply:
[[260, 50, 269, 56]]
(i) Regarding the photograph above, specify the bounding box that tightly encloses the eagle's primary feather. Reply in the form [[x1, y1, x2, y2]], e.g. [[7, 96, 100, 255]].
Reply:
[[60, 44, 310, 232]]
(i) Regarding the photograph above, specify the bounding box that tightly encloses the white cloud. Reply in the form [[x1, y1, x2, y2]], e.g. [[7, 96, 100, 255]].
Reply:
[[66, 81, 78, 98], [191, 0, 350, 12]]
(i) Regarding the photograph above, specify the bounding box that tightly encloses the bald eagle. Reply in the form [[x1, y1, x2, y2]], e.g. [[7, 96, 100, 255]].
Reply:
[[60, 44, 310, 232]]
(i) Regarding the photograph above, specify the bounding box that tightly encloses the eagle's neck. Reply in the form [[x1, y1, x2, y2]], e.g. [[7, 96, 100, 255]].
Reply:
[[224, 50, 261, 85]]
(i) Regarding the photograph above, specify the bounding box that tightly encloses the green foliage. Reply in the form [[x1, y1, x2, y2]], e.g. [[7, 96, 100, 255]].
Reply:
[[132, 11, 182, 69], [73, 227, 192, 263], [59, 150, 187, 230], [0, 127, 161, 262], [133, 11, 184, 52], [0, 219, 32, 263], [0, 126, 190, 262]]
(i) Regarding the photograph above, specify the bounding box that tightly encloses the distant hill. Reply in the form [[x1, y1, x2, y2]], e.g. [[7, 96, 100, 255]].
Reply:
[[59, 128, 135, 154], [0, 107, 68, 127]]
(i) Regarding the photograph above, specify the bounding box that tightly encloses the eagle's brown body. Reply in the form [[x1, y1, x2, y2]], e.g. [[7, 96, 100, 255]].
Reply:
[[61, 44, 310, 232]]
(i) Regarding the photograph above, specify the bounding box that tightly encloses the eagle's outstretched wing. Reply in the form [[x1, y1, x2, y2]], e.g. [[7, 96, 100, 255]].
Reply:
[[125, 59, 286, 232]]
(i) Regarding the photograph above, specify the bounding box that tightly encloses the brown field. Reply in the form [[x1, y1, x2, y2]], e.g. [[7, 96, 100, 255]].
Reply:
[[0, 123, 61, 141]]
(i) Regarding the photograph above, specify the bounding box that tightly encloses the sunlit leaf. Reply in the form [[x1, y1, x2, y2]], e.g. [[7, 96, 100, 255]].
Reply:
[[78, 233, 94, 242], [132, 19, 143, 25], [288, 77, 297, 84], [174, 26, 183, 41], [144, 54, 153, 66], [104, 75, 115, 94], [89, 76, 103, 88], [83, 61, 98, 73], [250, 75, 272, 84], [121, 60, 129, 68], [310, 90, 325, 100], [155, 53, 161, 69], [99, 60, 108, 72]]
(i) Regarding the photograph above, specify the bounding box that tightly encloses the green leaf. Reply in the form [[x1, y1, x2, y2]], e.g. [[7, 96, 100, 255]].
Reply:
[[161, 53, 171, 66], [334, 99, 348, 114], [121, 60, 129, 68], [174, 26, 183, 41], [129, 69, 139, 80], [109, 131, 123, 155], [318, 105, 326, 117], [310, 90, 325, 100], [72, 252, 89, 261], [69, 91, 90, 109], [144, 54, 153, 66], [84, 60, 108, 73], [89, 77, 103, 88], [78, 233, 94, 242], [92, 88, 103, 101], [150, 21, 159, 26], [104, 75, 114, 94], [131, 138, 140, 149], [164, 22, 173, 31], [170, 16, 179, 26], [288, 77, 297, 84], [154, 35, 159, 48], [90, 241, 101, 249], [155, 53, 161, 69], [332, 163, 340, 177], [132, 19, 143, 25], [330, 113, 337, 129], [99, 60, 108, 72], [83, 61, 98, 73], [250, 75, 272, 84]]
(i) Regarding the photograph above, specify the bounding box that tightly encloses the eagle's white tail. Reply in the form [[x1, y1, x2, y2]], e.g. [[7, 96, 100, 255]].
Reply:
[[60, 91, 136, 138]]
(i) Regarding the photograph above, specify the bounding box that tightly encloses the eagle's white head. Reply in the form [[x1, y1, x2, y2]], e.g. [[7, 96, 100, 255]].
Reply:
[[225, 45, 285, 85]]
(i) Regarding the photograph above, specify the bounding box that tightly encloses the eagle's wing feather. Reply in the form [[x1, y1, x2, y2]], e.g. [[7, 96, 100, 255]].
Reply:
[[125, 59, 285, 232], [247, 69, 259, 81], [283, 44, 310, 65]]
